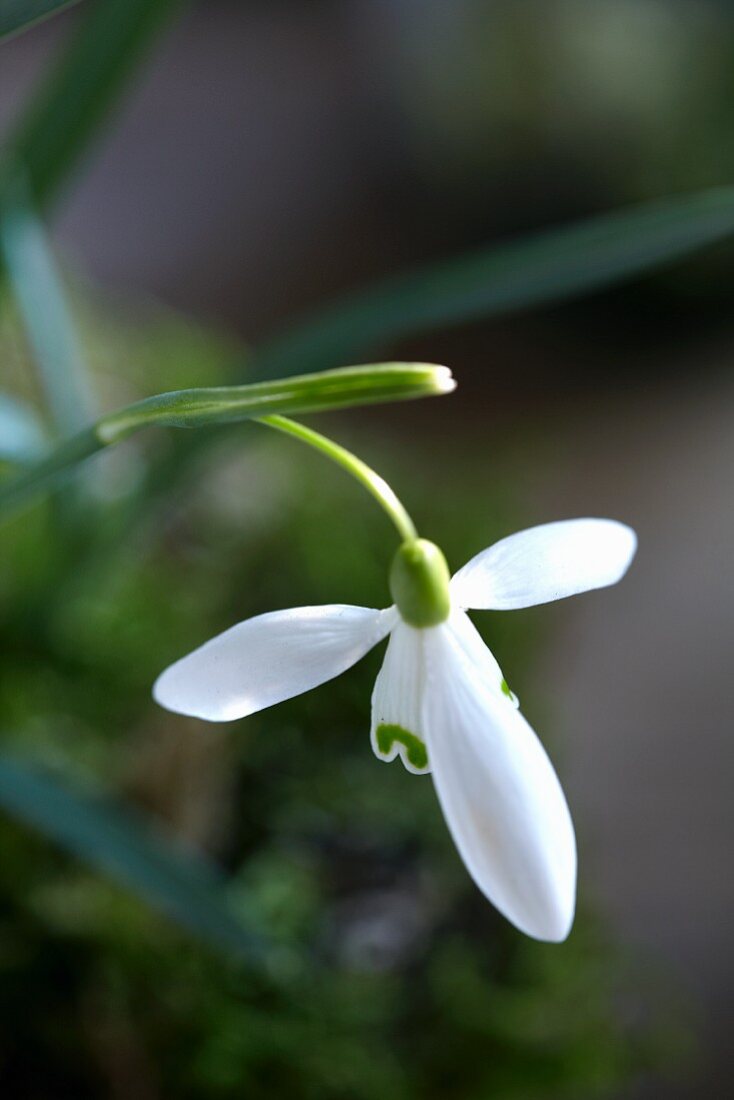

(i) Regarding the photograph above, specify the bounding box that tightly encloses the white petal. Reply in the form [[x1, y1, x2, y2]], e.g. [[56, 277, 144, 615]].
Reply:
[[447, 607, 519, 707], [370, 622, 429, 774], [451, 518, 637, 610], [422, 621, 576, 941], [154, 605, 396, 722]]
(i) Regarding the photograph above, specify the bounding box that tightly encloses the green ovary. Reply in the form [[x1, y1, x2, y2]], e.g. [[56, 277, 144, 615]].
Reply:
[[389, 538, 451, 627], [376, 723, 429, 770]]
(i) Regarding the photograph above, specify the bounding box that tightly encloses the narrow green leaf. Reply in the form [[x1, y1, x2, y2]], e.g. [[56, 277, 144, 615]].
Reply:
[[256, 187, 734, 376], [93, 186, 734, 539], [0, 392, 46, 463], [0, 427, 98, 514], [1, 180, 93, 436], [0, 752, 262, 958], [0, 0, 81, 40], [2, 0, 187, 209], [0, 363, 452, 518]]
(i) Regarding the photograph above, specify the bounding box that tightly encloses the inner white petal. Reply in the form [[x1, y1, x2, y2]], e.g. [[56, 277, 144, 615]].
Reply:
[[370, 621, 429, 774], [446, 606, 519, 707]]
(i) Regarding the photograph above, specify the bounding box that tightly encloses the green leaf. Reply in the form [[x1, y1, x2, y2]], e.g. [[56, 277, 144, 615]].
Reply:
[[0, 180, 93, 436], [0, 752, 262, 959], [256, 187, 734, 376], [2, 0, 186, 209], [0, 392, 46, 463], [0, 363, 452, 518], [0, 0, 80, 40], [95, 186, 734, 540]]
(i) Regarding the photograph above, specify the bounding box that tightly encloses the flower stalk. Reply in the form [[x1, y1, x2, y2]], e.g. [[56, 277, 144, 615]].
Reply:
[[258, 414, 417, 542]]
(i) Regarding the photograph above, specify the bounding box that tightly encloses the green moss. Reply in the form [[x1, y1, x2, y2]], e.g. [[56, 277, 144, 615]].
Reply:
[[376, 723, 429, 771]]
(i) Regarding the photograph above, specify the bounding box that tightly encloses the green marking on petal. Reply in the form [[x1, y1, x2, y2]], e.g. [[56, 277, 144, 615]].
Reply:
[[501, 678, 512, 699], [376, 723, 428, 771]]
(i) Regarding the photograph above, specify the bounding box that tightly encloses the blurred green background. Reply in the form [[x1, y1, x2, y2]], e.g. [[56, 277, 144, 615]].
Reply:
[[1, 1, 732, 1096]]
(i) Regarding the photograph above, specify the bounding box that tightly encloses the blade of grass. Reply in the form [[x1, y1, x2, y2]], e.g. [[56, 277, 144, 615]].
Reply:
[[0, 392, 46, 463], [87, 184, 734, 557], [0, 0, 81, 40], [2, 0, 187, 210], [0, 751, 263, 959], [1, 178, 94, 436], [256, 186, 734, 377]]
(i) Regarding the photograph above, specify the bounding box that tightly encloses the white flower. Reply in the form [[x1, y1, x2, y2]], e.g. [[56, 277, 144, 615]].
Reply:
[[154, 517, 636, 942]]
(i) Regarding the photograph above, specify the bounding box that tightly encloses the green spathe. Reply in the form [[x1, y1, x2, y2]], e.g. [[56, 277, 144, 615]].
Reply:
[[376, 724, 428, 771], [390, 538, 451, 627], [0, 364, 451, 523]]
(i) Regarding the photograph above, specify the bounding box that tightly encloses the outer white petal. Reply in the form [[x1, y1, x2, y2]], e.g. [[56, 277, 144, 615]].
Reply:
[[451, 518, 637, 610], [422, 620, 576, 942], [154, 605, 396, 722], [370, 621, 429, 774]]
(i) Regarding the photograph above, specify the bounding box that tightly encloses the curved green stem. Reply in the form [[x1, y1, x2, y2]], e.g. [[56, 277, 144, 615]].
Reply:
[[258, 414, 417, 543]]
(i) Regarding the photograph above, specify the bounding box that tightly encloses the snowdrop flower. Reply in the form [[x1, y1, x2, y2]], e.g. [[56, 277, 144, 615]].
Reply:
[[155, 515, 636, 943]]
